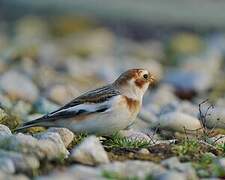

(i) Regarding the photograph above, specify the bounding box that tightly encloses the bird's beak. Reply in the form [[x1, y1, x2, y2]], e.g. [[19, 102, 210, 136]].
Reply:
[[149, 75, 155, 83]]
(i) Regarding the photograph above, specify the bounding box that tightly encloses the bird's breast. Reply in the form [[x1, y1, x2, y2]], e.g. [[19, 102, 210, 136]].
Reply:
[[121, 96, 141, 115]]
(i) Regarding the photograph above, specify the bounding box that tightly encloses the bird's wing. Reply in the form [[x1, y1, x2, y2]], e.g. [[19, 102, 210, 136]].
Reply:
[[22, 85, 120, 127]]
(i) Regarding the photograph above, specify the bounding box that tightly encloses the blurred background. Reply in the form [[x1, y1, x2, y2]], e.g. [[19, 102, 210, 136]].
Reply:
[[0, 0, 225, 130]]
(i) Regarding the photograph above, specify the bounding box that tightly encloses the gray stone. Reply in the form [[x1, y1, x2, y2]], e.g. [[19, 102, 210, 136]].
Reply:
[[177, 101, 199, 118], [34, 132, 69, 159], [47, 128, 74, 148], [0, 172, 29, 180], [153, 112, 202, 133], [0, 124, 12, 136], [119, 130, 153, 142], [163, 69, 213, 93], [156, 171, 186, 180], [0, 150, 39, 173], [161, 157, 197, 180], [0, 132, 69, 160], [36, 165, 102, 180], [218, 158, 225, 168], [161, 157, 180, 169], [0, 71, 39, 102], [12, 101, 32, 117], [0, 157, 15, 174], [70, 136, 109, 165], [175, 163, 198, 180], [100, 160, 166, 178], [34, 98, 60, 114], [204, 107, 225, 129]]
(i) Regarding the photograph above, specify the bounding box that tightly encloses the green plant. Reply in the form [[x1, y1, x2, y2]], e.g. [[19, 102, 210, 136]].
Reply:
[[67, 133, 88, 150], [102, 133, 151, 149], [217, 143, 225, 154], [172, 139, 200, 157]]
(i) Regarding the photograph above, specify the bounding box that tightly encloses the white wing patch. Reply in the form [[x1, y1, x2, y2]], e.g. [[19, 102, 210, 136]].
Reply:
[[48, 97, 116, 118]]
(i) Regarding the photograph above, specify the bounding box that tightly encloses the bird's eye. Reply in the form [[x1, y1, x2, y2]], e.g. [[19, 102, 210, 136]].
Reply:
[[143, 74, 148, 79]]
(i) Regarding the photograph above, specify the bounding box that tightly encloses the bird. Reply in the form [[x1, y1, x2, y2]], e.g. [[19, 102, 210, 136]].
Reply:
[[15, 69, 155, 135]]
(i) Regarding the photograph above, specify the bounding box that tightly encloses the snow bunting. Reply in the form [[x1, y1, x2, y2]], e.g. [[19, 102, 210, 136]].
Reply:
[[16, 69, 154, 135]]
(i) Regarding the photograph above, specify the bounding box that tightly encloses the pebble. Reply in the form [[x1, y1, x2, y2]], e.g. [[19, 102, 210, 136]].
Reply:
[[0, 149, 39, 173], [161, 157, 197, 180], [156, 171, 186, 180], [0, 172, 29, 180], [70, 136, 109, 165], [152, 112, 202, 133], [204, 107, 225, 129], [119, 130, 153, 142], [100, 160, 166, 178], [163, 69, 212, 93], [0, 157, 15, 174], [34, 98, 60, 114], [46, 84, 80, 105], [147, 84, 178, 108], [0, 71, 39, 102], [0, 124, 12, 136], [161, 157, 180, 169], [34, 132, 69, 159], [47, 128, 74, 148], [0, 132, 69, 160]]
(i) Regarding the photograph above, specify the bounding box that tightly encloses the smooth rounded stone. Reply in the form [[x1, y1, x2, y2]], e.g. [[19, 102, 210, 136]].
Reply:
[[46, 84, 80, 105], [147, 84, 178, 108], [0, 172, 29, 180], [38, 43, 64, 67], [34, 98, 60, 114], [100, 160, 166, 178], [161, 157, 180, 169], [177, 101, 199, 118], [47, 128, 74, 148], [152, 112, 202, 133], [137, 148, 150, 155], [163, 69, 213, 93], [0, 150, 39, 173], [69, 29, 115, 56], [204, 107, 225, 129], [119, 130, 153, 142], [130, 117, 152, 130], [174, 163, 198, 180], [34, 132, 69, 159], [37, 165, 102, 180], [218, 158, 225, 168], [162, 157, 199, 180], [12, 101, 32, 117], [158, 101, 180, 116], [70, 136, 109, 165], [68, 165, 103, 180], [0, 71, 39, 102], [138, 108, 158, 124], [0, 94, 13, 109], [0, 157, 15, 174], [156, 171, 186, 180], [181, 49, 222, 75], [0, 133, 68, 160], [170, 33, 203, 54], [0, 124, 12, 136]]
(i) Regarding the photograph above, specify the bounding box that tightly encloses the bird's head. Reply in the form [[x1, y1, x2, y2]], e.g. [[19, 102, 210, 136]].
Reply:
[[113, 69, 155, 100]]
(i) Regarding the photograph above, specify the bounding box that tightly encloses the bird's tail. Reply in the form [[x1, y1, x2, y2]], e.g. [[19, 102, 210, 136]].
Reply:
[[13, 116, 52, 132]]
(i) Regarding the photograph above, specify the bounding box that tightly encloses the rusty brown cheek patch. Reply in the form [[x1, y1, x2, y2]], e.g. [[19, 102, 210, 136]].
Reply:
[[124, 96, 140, 112], [135, 79, 145, 89]]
